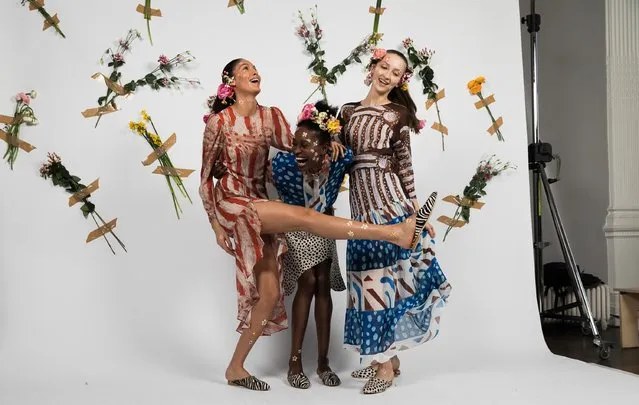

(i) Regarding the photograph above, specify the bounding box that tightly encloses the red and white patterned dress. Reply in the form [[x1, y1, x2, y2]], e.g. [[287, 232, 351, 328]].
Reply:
[[199, 105, 293, 336]]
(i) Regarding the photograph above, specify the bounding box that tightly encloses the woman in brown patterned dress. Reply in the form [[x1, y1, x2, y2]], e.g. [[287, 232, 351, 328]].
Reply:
[[337, 49, 452, 394], [199, 58, 438, 391]]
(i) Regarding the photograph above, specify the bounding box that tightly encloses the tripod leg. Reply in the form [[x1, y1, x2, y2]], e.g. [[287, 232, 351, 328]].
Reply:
[[538, 168, 602, 343], [532, 169, 544, 311]]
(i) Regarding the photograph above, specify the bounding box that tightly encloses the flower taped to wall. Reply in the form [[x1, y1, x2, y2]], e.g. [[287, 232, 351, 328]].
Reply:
[[437, 155, 516, 241], [21, 0, 65, 38], [83, 30, 200, 127], [468, 76, 504, 141], [39, 153, 127, 255], [129, 110, 194, 219], [296, 6, 378, 103], [1, 91, 39, 170], [227, 0, 245, 14], [402, 38, 448, 151], [136, 1, 162, 46]]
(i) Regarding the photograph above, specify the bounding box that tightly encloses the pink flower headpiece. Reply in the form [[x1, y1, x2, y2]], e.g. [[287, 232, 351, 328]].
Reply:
[[216, 71, 235, 104], [297, 104, 341, 136]]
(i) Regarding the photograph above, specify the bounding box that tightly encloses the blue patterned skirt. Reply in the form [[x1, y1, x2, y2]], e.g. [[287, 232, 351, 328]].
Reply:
[[343, 201, 452, 365]]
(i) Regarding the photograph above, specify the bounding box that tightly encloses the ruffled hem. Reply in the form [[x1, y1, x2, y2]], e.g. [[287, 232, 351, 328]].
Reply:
[[231, 199, 289, 336]]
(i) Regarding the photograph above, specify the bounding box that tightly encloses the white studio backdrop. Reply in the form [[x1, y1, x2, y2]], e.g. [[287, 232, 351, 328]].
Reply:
[[1, 1, 637, 404]]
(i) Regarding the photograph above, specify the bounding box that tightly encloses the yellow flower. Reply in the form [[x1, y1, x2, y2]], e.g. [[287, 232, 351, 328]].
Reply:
[[129, 121, 137, 131], [401, 82, 409, 91], [149, 133, 162, 147], [141, 110, 150, 122], [326, 119, 341, 135]]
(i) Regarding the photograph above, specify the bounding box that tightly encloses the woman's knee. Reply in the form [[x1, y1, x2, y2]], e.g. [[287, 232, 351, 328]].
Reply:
[[297, 270, 317, 295]]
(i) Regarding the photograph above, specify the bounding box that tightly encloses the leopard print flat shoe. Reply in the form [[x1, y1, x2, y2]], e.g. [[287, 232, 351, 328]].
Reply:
[[362, 377, 393, 394], [351, 366, 400, 379], [227, 375, 270, 391]]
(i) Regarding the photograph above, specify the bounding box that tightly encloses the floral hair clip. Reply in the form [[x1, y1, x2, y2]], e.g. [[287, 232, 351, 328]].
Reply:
[[216, 71, 235, 104], [297, 104, 342, 136]]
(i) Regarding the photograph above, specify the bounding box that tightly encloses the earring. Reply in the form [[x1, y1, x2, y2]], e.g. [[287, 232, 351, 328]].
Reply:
[[364, 71, 372, 86]]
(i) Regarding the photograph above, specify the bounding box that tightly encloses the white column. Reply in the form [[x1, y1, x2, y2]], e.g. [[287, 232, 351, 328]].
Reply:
[[604, 0, 639, 289]]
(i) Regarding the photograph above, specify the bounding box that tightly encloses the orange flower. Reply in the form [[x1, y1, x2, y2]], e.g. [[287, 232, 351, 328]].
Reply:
[[467, 76, 486, 95]]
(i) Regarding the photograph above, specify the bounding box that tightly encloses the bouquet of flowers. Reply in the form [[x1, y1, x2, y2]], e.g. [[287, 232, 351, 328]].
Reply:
[[39, 152, 127, 254], [21, 0, 65, 38], [296, 6, 376, 103], [129, 110, 192, 219], [442, 155, 516, 241], [2, 91, 39, 170], [468, 76, 504, 141], [91, 49, 199, 127], [93, 29, 143, 128]]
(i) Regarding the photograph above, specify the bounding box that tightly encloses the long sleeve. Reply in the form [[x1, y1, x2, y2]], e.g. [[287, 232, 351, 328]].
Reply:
[[199, 114, 226, 225], [269, 106, 293, 152], [336, 105, 351, 145], [391, 111, 416, 200]]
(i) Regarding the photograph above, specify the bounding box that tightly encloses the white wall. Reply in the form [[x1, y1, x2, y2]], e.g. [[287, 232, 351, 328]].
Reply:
[[519, 0, 609, 282], [0, 0, 548, 402]]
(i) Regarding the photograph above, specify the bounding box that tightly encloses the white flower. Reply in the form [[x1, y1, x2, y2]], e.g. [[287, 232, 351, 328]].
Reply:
[[29, 90, 37, 99]]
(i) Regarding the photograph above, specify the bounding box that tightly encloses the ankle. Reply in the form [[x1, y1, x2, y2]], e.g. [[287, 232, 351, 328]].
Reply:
[[317, 356, 330, 370]]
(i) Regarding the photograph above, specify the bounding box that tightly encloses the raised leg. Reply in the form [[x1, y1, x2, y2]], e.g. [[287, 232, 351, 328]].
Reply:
[[252, 201, 412, 248], [225, 240, 280, 387]]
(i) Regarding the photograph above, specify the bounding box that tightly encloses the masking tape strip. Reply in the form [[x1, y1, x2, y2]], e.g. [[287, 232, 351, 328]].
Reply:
[[86, 218, 117, 243], [91, 72, 128, 96], [474, 94, 495, 109], [152, 166, 195, 178], [437, 215, 466, 228], [487, 116, 504, 135], [425, 89, 446, 110], [442, 195, 484, 209], [28, 0, 45, 11], [136, 4, 162, 17], [368, 6, 386, 14], [69, 178, 100, 207], [142, 133, 176, 166], [431, 121, 448, 136], [81, 105, 117, 118], [43, 13, 60, 30], [0, 129, 36, 152]]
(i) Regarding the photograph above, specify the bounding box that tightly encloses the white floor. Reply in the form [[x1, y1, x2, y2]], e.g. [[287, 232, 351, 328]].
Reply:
[[1, 347, 637, 405]]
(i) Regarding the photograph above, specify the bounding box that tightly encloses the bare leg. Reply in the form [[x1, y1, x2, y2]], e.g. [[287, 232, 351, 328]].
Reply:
[[314, 259, 333, 373], [225, 240, 280, 382], [252, 201, 415, 248], [288, 269, 316, 376]]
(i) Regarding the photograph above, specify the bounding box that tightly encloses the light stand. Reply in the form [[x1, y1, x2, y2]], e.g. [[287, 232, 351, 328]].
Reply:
[[521, 0, 612, 360]]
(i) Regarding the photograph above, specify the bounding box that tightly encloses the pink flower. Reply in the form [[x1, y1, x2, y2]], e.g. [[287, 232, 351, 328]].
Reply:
[[297, 104, 316, 122], [203, 113, 211, 124], [158, 55, 170, 65], [418, 120, 426, 130], [372, 48, 387, 60], [113, 53, 124, 62], [216, 83, 234, 100], [15, 92, 30, 105]]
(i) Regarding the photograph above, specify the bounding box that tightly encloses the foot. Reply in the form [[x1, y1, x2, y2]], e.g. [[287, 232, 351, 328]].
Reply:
[[225, 364, 251, 382], [317, 358, 341, 387], [288, 353, 304, 375], [362, 361, 394, 394], [391, 192, 438, 249]]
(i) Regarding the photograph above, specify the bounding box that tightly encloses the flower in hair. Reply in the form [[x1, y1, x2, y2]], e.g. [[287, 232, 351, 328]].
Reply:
[[216, 71, 235, 104], [297, 103, 341, 136], [372, 48, 387, 60]]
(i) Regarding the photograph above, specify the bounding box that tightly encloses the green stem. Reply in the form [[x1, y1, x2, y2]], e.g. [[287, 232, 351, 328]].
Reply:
[[145, 0, 153, 45], [303, 85, 321, 104], [434, 99, 445, 152], [442, 205, 462, 242], [478, 92, 504, 141], [90, 212, 115, 255], [29, 0, 66, 38], [372, 0, 383, 39]]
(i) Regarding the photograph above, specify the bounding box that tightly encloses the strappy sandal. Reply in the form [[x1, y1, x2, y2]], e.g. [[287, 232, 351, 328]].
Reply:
[[409, 191, 438, 250], [227, 375, 270, 391], [317, 369, 341, 387], [287, 371, 311, 389]]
